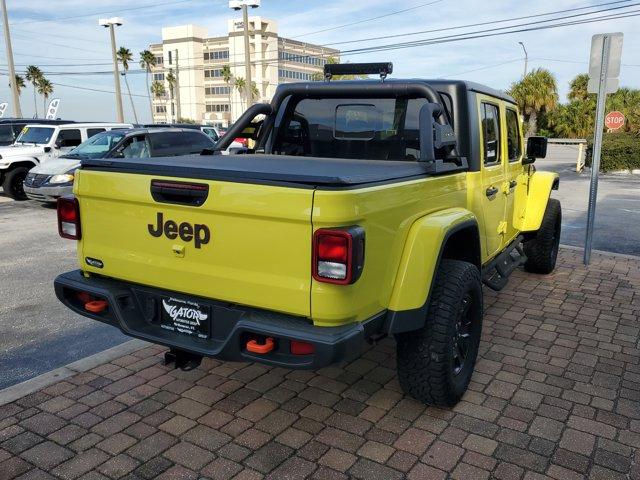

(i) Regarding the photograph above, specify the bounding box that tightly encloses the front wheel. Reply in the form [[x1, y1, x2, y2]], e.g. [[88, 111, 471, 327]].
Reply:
[[2, 167, 30, 200], [395, 259, 483, 407], [523, 198, 561, 274]]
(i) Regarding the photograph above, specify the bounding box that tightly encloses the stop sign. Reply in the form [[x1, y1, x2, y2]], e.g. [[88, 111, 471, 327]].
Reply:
[[605, 111, 625, 130]]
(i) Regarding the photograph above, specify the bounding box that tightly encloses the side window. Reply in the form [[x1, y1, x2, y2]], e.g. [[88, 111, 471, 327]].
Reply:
[[506, 109, 522, 162], [202, 128, 219, 141], [150, 132, 215, 156], [119, 135, 150, 158], [481, 103, 501, 165], [87, 128, 106, 138], [57, 129, 82, 147]]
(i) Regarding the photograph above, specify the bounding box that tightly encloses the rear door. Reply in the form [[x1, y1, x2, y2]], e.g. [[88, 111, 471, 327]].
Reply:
[[478, 97, 508, 258], [504, 107, 524, 243]]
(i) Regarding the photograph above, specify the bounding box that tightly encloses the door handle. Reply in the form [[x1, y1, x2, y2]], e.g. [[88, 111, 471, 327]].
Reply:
[[486, 186, 499, 197]]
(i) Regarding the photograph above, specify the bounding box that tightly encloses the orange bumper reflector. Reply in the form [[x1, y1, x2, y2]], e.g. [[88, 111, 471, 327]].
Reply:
[[246, 337, 274, 354], [85, 300, 108, 313]]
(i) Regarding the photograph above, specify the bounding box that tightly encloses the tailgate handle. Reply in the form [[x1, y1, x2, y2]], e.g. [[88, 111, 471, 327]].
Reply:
[[150, 180, 209, 206]]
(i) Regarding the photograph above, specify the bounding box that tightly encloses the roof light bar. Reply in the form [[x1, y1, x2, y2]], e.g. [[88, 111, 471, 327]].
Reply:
[[324, 62, 393, 81]]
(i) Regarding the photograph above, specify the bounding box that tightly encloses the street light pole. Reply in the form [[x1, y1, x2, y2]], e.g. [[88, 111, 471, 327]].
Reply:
[[518, 42, 528, 78], [1, 0, 22, 117], [241, 4, 253, 108], [230, 1, 260, 109], [100, 17, 125, 123]]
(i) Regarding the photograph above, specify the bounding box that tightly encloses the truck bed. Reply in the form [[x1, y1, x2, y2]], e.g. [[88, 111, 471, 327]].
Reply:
[[81, 154, 432, 188]]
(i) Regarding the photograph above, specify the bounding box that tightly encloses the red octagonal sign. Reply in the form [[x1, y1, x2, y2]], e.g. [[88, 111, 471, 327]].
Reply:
[[605, 111, 625, 130]]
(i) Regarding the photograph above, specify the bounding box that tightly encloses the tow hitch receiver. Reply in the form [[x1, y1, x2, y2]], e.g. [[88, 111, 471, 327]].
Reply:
[[164, 348, 203, 371]]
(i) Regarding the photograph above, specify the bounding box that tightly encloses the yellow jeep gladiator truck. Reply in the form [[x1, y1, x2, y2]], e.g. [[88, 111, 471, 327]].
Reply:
[[54, 63, 560, 406]]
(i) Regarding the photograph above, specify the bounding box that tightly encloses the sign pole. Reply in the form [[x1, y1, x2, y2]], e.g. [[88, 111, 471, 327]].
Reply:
[[584, 35, 610, 265], [583, 33, 623, 265]]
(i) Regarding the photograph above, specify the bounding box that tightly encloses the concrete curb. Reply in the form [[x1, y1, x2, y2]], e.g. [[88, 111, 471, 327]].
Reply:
[[559, 243, 640, 261], [0, 339, 148, 407]]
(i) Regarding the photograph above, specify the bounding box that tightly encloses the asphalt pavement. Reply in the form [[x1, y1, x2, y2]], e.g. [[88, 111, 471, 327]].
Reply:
[[0, 144, 637, 389], [539, 143, 640, 256], [0, 198, 127, 390]]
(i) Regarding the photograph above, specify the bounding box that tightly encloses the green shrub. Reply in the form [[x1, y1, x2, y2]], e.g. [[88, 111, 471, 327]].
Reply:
[[586, 132, 640, 172]]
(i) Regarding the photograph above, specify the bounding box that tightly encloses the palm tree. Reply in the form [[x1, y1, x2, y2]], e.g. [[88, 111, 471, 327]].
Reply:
[[166, 70, 177, 122], [221, 65, 233, 122], [508, 68, 558, 137], [139, 50, 157, 122], [150, 80, 165, 98], [25, 66, 43, 117], [116, 47, 138, 123], [11, 75, 25, 96], [234, 77, 246, 110], [251, 81, 259, 101], [568, 74, 591, 102], [37, 78, 53, 117], [150, 80, 166, 121]]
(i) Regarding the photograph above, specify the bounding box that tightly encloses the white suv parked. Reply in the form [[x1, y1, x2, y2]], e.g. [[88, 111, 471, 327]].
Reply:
[[0, 122, 131, 199]]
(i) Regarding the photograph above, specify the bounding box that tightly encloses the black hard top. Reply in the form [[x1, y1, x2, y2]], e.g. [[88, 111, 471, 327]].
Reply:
[[0, 118, 75, 124], [81, 153, 432, 187]]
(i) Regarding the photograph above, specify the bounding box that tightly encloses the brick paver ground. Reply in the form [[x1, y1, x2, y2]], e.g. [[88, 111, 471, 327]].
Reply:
[[1, 248, 639, 479]]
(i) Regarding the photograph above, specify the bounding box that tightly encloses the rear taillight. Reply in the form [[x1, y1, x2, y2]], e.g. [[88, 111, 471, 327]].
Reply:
[[312, 227, 365, 285], [57, 196, 81, 240]]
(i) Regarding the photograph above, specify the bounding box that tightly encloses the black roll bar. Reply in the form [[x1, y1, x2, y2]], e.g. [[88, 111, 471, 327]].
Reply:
[[214, 103, 273, 151]]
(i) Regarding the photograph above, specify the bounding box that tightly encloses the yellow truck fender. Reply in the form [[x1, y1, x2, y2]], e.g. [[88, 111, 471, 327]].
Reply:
[[513, 170, 560, 232], [385, 208, 480, 334]]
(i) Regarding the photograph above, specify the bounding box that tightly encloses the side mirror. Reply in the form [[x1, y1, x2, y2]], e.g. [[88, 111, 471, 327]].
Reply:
[[43, 146, 51, 153], [525, 136, 547, 163]]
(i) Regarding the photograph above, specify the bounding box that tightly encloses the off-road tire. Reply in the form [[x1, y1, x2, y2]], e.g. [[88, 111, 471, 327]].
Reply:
[[395, 259, 483, 406], [2, 167, 29, 200], [523, 198, 561, 274]]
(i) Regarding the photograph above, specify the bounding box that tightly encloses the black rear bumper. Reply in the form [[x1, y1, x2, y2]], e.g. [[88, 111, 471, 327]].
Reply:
[[54, 270, 385, 369]]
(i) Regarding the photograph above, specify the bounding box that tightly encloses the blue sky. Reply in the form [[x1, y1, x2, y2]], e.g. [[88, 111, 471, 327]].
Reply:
[[1, 0, 638, 122]]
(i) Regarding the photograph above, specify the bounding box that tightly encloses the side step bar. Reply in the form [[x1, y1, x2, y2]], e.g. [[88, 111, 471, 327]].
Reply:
[[482, 236, 527, 291]]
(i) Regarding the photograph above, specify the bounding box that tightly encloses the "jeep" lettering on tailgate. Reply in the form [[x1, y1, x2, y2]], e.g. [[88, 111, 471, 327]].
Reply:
[[148, 212, 210, 249]]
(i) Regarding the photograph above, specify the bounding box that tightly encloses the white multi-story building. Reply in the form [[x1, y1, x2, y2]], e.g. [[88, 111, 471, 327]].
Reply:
[[148, 18, 339, 127]]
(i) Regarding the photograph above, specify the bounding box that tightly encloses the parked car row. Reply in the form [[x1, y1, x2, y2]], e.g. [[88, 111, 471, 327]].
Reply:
[[0, 119, 238, 202]]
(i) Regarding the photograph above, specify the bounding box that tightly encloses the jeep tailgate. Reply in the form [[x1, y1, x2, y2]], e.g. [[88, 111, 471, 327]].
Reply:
[[75, 168, 313, 317]]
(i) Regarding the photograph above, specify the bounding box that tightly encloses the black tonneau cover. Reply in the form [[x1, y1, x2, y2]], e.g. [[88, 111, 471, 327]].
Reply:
[[81, 154, 433, 187]]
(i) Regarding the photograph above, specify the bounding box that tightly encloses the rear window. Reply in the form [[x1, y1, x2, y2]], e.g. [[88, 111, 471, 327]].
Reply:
[[87, 128, 106, 138], [150, 131, 215, 156], [273, 97, 431, 161]]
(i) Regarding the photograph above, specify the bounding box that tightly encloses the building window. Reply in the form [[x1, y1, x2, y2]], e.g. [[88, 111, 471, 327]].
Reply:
[[153, 73, 164, 81], [155, 105, 166, 113], [278, 69, 313, 81], [204, 50, 229, 61], [205, 104, 230, 113], [155, 56, 163, 64], [205, 86, 231, 95], [168, 51, 172, 65], [204, 69, 223, 78], [279, 51, 326, 66]]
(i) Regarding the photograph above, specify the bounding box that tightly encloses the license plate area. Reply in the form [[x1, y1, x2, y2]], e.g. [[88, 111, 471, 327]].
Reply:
[[160, 296, 210, 339]]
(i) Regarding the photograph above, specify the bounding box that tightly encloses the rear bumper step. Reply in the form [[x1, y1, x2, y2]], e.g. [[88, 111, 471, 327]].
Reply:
[[54, 270, 385, 369]]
